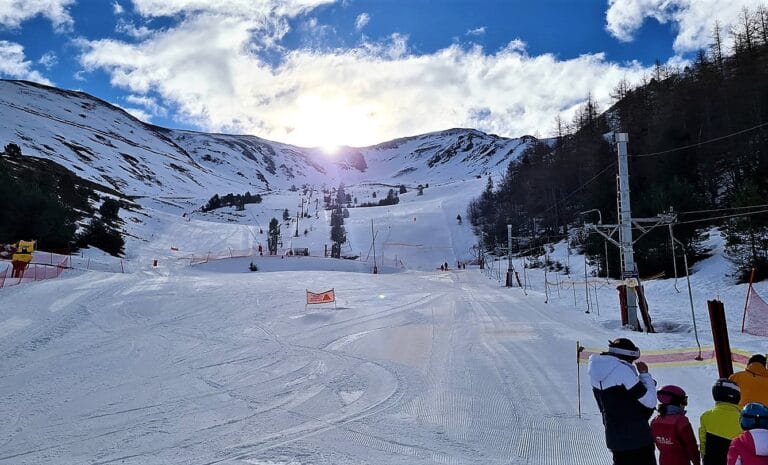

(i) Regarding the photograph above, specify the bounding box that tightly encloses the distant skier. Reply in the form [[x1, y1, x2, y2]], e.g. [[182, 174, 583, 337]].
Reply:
[[589, 338, 658, 465], [440, 264, 444, 271], [444, 261, 448, 270], [651, 385, 700, 465]]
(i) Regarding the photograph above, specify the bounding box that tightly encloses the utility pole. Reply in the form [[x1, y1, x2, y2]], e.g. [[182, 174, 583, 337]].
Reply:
[[616, 133, 640, 330]]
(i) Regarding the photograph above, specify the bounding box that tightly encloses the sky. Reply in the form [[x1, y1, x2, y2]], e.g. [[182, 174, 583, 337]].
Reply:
[[0, 0, 763, 149]]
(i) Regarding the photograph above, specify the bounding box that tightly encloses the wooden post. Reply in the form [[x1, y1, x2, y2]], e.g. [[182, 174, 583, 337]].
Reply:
[[617, 285, 629, 326], [577, 341, 583, 418], [708, 299, 734, 378]]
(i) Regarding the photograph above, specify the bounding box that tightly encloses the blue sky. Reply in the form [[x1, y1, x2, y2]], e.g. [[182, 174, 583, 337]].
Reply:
[[0, 0, 760, 147]]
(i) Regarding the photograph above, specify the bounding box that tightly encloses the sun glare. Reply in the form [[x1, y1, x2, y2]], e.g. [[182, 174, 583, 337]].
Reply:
[[321, 145, 340, 155], [289, 95, 378, 149]]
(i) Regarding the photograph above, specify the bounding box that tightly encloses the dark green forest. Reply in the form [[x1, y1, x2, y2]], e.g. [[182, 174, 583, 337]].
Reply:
[[469, 8, 768, 282], [0, 147, 126, 256]]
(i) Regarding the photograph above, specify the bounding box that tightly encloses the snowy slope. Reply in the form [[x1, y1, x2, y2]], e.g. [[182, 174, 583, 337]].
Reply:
[[3, 79, 768, 465], [0, 80, 533, 197], [2, 207, 765, 464]]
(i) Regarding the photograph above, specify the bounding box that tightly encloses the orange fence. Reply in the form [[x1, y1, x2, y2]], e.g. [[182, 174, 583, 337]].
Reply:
[[743, 286, 768, 337], [0, 256, 70, 289], [188, 246, 261, 265]]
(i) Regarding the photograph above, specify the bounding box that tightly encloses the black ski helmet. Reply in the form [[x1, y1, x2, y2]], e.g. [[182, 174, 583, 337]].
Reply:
[[607, 338, 641, 361], [712, 378, 741, 404]]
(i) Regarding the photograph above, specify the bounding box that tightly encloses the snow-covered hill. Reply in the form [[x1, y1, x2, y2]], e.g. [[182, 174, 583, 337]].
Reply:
[[0, 80, 534, 197]]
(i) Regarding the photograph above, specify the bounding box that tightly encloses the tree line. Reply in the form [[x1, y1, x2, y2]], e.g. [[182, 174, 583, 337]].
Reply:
[[469, 7, 768, 282], [1, 146, 125, 256], [202, 192, 262, 212]]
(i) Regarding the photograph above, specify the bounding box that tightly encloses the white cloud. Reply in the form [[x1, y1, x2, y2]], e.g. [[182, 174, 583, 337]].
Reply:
[[38, 51, 58, 68], [606, 0, 762, 53], [0, 0, 75, 30], [116, 20, 154, 39], [113, 1, 125, 14], [79, 12, 651, 147], [467, 26, 486, 36], [129, 0, 336, 18], [0, 41, 52, 84], [354, 12, 369, 31], [126, 94, 167, 116]]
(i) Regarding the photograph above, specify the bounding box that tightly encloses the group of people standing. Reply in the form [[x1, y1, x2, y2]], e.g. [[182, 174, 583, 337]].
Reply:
[[589, 338, 768, 465]]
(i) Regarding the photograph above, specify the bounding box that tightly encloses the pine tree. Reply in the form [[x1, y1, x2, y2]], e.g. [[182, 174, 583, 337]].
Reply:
[[268, 218, 280, 255]]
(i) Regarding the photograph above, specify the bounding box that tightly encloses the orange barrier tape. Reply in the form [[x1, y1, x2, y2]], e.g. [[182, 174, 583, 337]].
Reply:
[[578, 345, 753, 368]]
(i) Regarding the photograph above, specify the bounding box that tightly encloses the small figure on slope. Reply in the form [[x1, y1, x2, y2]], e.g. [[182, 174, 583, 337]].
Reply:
[[700, 379, 742, 465], [729, 354, 768, 408], [588, 338, 658, 465], [651, 385, 701, 465], [727, 402, 768, 465]]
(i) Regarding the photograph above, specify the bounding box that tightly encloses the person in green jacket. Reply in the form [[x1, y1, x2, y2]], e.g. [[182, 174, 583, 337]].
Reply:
[[699, 379, 743, 465]]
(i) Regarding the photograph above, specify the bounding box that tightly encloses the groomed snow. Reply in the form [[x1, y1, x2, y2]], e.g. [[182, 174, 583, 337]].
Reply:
[[1, 177, 766, 465]]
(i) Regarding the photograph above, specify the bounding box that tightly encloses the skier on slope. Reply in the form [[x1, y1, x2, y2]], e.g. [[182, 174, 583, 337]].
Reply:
[[699, 378, 742, 465], [729, 354, 768, 408], [589, 338, 658, 465], [651, 385, 701, 465], [727, 402, 768, 465]]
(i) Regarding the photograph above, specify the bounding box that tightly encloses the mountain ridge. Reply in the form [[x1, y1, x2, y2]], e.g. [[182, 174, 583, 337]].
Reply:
[[0, 79, 536, 197]]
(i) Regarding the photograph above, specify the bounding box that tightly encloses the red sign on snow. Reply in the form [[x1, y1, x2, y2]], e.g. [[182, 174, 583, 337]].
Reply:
[[306, 289, 335, 305]]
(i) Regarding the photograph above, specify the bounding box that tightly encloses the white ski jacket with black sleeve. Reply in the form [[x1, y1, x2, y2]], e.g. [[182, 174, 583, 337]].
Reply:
[[588, 353, 657, 452]]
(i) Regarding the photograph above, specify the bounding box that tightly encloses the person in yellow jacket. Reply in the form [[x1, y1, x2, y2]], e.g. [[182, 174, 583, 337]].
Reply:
[[700, 379, 743, 465], [730, 354, 768, 408]]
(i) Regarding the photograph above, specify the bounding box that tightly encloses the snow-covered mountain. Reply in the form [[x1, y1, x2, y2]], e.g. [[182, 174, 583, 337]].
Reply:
[[0, 80, 534, 197]]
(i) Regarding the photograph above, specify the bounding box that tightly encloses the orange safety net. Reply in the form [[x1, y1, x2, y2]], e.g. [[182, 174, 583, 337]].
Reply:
[[0, 255, 69, 289], [744, 287, 768, 337]]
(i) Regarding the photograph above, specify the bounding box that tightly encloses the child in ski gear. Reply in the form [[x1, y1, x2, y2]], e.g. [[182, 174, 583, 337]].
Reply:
[[589, 338, 658, 465], [727, 402, 768, 465], [700, 379, 742, 465], [651, 385, 701, 465], [729, 355, 768, 408]]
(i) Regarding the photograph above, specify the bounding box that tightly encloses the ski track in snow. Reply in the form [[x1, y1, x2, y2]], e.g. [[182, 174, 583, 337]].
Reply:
[[0, 266, 615, 465], [1, 180, 761, 465]]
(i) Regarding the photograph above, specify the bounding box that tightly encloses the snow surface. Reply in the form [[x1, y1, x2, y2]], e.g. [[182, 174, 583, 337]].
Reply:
[[2, 173, 766, 465]]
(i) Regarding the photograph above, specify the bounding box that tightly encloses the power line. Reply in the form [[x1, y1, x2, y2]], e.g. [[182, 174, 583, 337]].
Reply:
[[632, 120, 768, 158], [676, 208, 768, 225], [539, 161, 617, 216], [678, 203, 768, 215]]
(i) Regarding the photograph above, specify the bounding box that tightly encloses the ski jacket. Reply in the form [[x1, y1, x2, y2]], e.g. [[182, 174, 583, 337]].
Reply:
[[727, 429, 768, 465], [700, 402, 743, 465], [588, 353, 656, 451], [729, 363, 768, 408], [652, 407, 701, 465]]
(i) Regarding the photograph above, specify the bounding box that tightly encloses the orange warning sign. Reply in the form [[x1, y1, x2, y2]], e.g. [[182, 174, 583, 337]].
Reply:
[[306, 289, 335, 305]]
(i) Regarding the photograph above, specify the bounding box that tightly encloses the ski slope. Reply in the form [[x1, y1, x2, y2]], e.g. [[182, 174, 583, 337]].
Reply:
[[1, 177, 767, 464]]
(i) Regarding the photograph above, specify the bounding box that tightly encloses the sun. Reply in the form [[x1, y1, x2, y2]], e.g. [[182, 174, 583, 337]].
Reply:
[[321, 144, 340, 155], [288, 95, 378, 149]]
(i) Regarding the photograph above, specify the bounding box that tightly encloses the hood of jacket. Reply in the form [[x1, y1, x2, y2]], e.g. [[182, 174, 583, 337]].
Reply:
[[747, 362, 768, 378], [588, 353, 635, 386]]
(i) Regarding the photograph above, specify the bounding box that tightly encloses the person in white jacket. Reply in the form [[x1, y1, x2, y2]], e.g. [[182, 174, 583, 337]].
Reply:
[[589, 338, 658, 465]]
